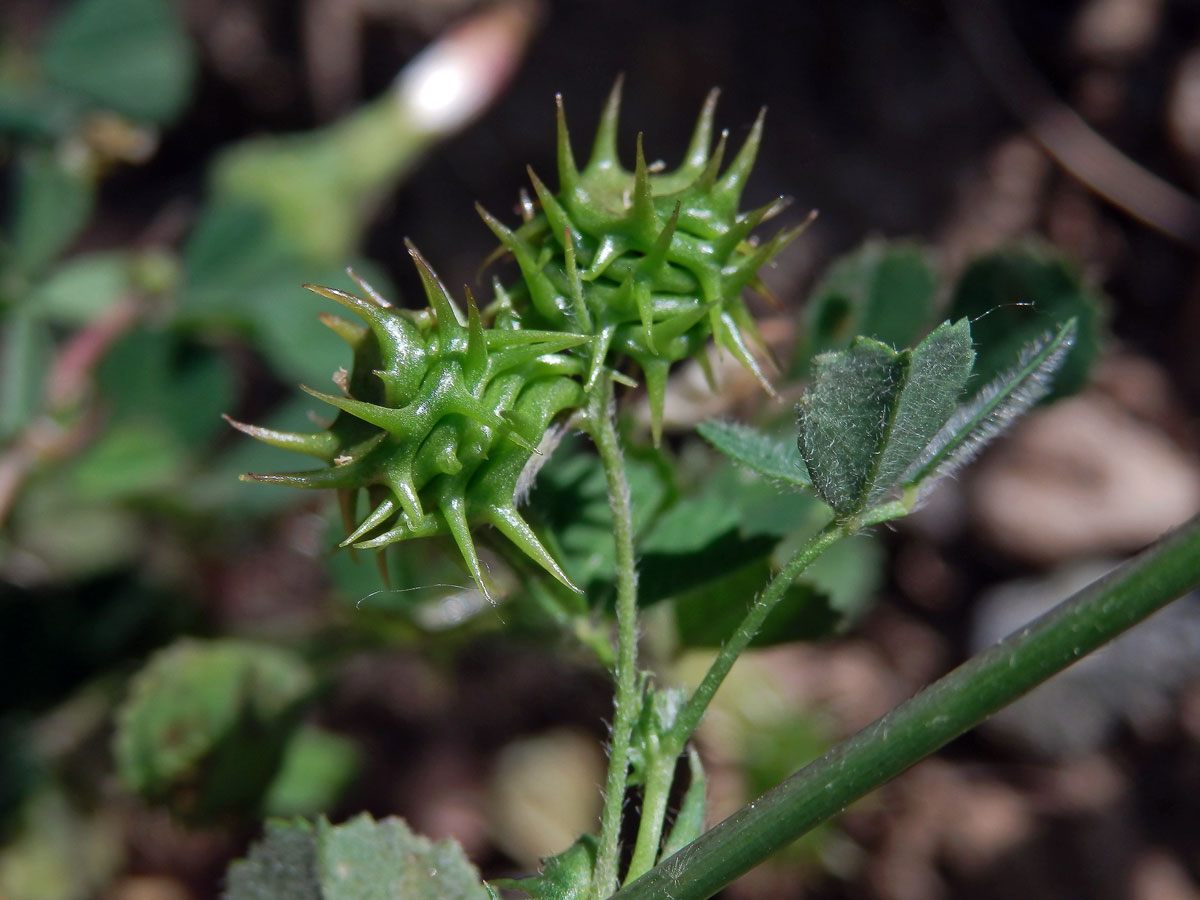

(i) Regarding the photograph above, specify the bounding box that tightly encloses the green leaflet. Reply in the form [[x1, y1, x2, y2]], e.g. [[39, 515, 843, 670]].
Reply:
[[901, 319, 1077, 492], [696, 420, 811, 490], [718, 318, 1074, 526], [867, 319, 976, 506], [797, 319, 975, 521], [797, 338, 898, 519], [224, 815, 491, 900]]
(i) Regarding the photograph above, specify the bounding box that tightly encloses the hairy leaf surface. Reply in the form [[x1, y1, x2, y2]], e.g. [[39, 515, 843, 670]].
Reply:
[[901, 319, 1077, 492], [795, 319, 974, 519]]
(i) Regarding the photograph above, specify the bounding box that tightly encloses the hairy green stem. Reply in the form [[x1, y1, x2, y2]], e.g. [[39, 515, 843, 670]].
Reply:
[[611, 513, 1200, 900], [585, 375, 642, 899], [669, 519, 845, 753], [622, 518, 848, 884]]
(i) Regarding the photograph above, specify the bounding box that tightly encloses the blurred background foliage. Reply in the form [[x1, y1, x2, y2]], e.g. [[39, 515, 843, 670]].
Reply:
[[2, 1, 1199, 899]]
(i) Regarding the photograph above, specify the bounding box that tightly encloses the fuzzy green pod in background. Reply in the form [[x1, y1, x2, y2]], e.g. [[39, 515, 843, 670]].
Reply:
[[232, 84, 797, 599]]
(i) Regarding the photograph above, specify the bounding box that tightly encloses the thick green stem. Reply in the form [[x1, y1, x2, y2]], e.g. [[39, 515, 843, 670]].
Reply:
[[611, 513, 1200, 900], [585, 375, 642, 900]]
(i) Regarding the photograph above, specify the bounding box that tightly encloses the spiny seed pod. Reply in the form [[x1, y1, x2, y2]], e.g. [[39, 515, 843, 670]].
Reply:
[[232, 85, 798, 596], [230, 246, 586, 600], [478, 79, 806, 442]]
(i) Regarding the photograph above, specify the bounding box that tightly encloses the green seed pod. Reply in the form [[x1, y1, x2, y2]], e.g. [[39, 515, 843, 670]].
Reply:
[[232, 86, 797, 597], [478, 79, 804, 442], [231, 247, 586, 599]]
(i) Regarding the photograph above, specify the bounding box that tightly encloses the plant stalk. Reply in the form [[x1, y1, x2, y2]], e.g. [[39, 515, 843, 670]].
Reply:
[[611, 513, 1200, 900], [667, 519, 845, 754], [585, 375, 642, 899], [622, 740, 675, 883], [623, 518, 849, 883]]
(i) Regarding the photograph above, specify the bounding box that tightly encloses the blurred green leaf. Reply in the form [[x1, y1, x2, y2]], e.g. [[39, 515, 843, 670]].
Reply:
[[97, 328, 234, 448], [182, 202, 391, 386], [12, 481, 144, 579], [114, 638, 315, 823], [639, 527, 776, 607], [263, 727, 361, 819], [795, 240, 936, 374], [530, 437, 669, 597], [674, 558, 839, 649], [0, 80, 78, 140], [947, 243, 1104, 400], [634, 437, 832, 606], [666, 455, 884, 647], [741, 715, 827, 801], [27, 252, 131, 324], [0, 308, 52, 440], [67, 421, 183, 502], [182, 202, 294, 297], [0, 785, 122, 900], [41, 0, 194, 124], [0, 721, 41, 831], [11, 148, 93, 273], [223, 819, 321, 900], [792, 531, 885, 623], [639, 490, 741, 554], [210, 95, 422, 264], [225, 814, 492, 900], [703, 452, 826, 540]]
